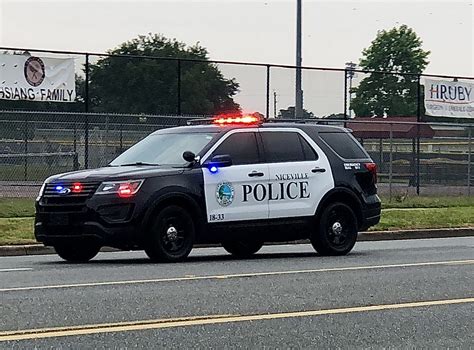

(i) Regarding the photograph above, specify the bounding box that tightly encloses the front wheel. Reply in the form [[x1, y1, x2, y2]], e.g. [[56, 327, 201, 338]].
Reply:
[[145, 205, 195, 262], [54, 240, 101, 263], [311, 202, 358, 256], [222, 240, 263, 258]]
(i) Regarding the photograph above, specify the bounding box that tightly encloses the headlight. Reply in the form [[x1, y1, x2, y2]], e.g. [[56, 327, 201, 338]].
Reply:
[[95, 180, 144, 198]]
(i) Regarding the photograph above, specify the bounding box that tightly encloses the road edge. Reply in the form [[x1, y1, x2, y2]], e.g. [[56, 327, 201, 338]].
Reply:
[[0, 227, 473, 257]]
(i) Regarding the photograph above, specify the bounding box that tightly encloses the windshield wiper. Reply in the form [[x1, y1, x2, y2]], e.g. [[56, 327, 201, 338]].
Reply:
[[117, 162, 160, 167]]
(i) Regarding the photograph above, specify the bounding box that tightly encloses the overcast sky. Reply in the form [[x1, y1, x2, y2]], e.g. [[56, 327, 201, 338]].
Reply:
[[1, 0, 472, 115]]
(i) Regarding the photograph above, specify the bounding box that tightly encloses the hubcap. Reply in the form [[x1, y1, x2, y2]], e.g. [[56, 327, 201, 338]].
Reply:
[[166, 226, 178, 241], [332, 222, 343, 235]]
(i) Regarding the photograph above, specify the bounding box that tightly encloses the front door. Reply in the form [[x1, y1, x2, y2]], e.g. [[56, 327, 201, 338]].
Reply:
[[202, 129, 269, 223]]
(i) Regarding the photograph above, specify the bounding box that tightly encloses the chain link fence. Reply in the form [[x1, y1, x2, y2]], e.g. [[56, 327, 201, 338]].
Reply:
[[0, 111, 472, 198], [0, 47, 473, 198]]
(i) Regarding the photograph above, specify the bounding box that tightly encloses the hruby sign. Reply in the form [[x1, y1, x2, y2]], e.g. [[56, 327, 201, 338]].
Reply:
[[0, 53, 76, 102], [424, 78, 474, 118]]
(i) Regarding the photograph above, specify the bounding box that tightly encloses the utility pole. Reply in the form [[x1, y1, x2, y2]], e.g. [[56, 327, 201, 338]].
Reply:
[[273, 90, 278, 118], [295, 0, 303, 119], [345, 61, 357, 118]]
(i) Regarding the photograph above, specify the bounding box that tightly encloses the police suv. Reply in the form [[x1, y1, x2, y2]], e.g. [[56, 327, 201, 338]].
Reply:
[[35, 115, 381, 262]]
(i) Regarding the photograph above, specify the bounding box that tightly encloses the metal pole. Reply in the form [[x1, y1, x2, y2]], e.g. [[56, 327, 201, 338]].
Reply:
[[266, 65, 270, 120], [273, 91, 277, 118], [343, 69, 348, 128], [468, 128, 472, 196], [73, 121, 78, 170], [24, 114, 28, 181], [177, 59, 181, 115], [389, 126, 393, 202], [119, 123, 123, 154], [105, 115, 109, 166], [416, 74, 421, 195], [295, 0, 303, 119], [84, 53, 90, 169], [345, 62, 356, 119]]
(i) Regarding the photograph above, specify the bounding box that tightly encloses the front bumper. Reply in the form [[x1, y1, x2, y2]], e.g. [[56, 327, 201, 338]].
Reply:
[[35, 195, 143, 248]]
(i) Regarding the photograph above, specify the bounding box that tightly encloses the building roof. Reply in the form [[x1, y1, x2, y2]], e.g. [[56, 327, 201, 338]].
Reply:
[[346, 117, 435, 139]]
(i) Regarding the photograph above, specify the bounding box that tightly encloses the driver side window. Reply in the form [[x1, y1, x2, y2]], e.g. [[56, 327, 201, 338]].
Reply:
[[212, 132, 260, 165]]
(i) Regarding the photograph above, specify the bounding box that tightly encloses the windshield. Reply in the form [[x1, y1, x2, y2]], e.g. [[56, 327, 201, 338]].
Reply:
[[110, 132, 217, 167]]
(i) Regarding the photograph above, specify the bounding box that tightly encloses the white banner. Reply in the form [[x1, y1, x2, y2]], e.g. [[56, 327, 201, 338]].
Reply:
[[424, 78, 474, 118], [0, 53, 76, 102]]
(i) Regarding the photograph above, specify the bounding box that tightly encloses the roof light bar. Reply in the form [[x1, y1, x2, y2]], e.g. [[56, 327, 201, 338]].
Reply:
[[212, 115, 261, 126]]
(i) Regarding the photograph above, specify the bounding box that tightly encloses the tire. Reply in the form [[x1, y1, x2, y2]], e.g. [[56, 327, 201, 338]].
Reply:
[[311, 202, 358, 256], [54, 240, 101, 263], [222, 240, 263, 258], [144, 205, 195, 262]]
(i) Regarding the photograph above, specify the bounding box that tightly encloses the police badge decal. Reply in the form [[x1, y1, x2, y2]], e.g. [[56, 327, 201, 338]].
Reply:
[[215, 182, 234, 207]]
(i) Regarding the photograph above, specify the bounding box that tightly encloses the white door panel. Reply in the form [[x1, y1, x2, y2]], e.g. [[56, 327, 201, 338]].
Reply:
[[201, 128, 269, 223], [203, 164, 269, 223]]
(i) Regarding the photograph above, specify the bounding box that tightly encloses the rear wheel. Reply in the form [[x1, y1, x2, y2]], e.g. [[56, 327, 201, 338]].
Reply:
[[145, 205, 195, 262], [222, 240, 263, 258], [54, 240, 101, 263], [311, 202, 358, 256]]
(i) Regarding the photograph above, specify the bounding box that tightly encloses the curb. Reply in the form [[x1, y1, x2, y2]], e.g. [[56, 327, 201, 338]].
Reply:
[[0, 227, 473, 257]]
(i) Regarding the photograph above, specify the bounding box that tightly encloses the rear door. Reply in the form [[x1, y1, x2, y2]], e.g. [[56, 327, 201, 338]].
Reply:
[[260, 128, 334, 219], [201, 129, 270, 223]]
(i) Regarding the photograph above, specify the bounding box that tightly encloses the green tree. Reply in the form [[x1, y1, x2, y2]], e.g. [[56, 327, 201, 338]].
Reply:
[[351, 25, 430, 117], [88, 34, 240, 115]]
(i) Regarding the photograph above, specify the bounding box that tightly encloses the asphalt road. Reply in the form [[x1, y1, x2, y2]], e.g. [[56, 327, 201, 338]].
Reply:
[[0, 237, 473, 349]]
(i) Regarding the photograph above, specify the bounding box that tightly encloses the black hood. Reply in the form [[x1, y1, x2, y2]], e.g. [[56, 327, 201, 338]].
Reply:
[[47, 166, 185, 183]]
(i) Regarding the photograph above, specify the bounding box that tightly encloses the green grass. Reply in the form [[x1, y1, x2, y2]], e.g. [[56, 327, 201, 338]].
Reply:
[[0, 198, 35, 218], [0, 164, 72, 181], [0, 207, 473, 245], [372, 207, 474, 231], [0, 217, 35, 245], [381, 195, 474, 209]]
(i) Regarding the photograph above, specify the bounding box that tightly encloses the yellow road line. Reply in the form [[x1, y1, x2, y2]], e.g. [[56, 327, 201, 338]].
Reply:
[[0, 259, 473, 293], [0, 297, 472, 342]]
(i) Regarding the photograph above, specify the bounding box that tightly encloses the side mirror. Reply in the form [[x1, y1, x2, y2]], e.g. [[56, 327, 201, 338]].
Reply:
[[183, 151, 196, 163], [206, 154, 232, 169]]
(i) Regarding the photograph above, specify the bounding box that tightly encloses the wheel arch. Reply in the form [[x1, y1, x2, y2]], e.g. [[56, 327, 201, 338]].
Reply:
[[314, 187, 363, 229], [142, 190, 205, 238]]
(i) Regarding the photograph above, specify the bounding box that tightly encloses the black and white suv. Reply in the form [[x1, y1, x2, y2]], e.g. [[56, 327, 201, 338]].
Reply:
[[35, 115, 381, 262]]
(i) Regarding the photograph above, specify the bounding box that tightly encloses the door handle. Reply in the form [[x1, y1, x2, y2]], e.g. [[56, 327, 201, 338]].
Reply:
[[311, 167, 326, 173], [248, 171, 265, 177]]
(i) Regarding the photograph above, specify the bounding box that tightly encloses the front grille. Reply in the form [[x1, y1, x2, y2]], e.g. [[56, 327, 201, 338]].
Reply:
[[43, 182, 100, 198], [39, 181, 101, 213]]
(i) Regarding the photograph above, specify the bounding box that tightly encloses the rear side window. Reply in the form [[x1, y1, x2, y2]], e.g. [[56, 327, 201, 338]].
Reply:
[[212, 132, 260, 165], [261, 132, 317, 163], [299, 135, 318, 161], [319, 132, 368, 159]]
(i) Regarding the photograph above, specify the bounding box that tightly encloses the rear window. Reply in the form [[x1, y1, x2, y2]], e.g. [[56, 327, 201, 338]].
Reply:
[[319, 132, 368, 159]]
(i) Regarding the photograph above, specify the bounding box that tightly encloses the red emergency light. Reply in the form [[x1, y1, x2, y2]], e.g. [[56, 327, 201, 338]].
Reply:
[[212, 114, 262, 126], [71, 182, 83, 193]]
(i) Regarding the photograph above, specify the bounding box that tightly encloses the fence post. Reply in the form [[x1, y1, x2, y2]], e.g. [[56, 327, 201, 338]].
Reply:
[[119, 123, 123, 154], [73, 121, 78, 170], [266, 65, 270, 120], [468, 128, 472, 196], [84, 53, 90, 169], [23, 113, 28, 181], [343, 69, 348, 128], [177, 59, 181, 115], [389, 126, 393, 202], [416, 74, 421, 195]]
